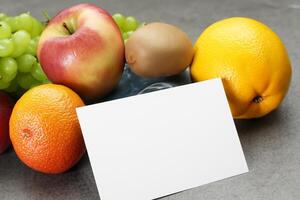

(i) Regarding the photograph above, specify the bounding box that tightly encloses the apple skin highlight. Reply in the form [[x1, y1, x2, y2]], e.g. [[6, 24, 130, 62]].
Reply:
[[38, 3, 125, 100]]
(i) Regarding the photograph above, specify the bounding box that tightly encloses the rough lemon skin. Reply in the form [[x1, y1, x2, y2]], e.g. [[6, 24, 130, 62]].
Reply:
[[191, 17, 292, 119]]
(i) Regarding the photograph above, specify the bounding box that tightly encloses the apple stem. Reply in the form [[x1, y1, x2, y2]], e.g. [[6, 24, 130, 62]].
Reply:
[[63, 22, 73, 35]]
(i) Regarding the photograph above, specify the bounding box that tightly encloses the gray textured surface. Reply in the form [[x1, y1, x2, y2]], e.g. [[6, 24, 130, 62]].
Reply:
[[0, 0, 299, 199]]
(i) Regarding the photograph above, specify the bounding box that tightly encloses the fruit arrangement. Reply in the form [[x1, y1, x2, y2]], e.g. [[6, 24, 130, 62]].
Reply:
[[0, 12, 49, 97], [0, 3, 292, 174]]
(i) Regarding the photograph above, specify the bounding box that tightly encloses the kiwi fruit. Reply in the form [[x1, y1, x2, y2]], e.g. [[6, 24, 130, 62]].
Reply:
[[125, 22, 194, 77]]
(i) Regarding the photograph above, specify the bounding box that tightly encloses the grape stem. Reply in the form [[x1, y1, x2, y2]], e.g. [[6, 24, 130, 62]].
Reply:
[[42, 10, 51, 25]]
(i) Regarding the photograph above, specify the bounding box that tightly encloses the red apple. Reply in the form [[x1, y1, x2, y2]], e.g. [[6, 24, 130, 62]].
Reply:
[[0, 92, 14, 154], [37, 3, 125, 100]]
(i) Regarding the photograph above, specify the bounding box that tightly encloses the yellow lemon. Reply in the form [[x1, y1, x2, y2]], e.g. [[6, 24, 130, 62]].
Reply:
[[191, 17, 292, 119]]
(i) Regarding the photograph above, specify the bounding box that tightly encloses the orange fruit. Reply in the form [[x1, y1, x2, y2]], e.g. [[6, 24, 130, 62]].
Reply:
[[191, 17, 291, 119], [9, 84, 86, 174]]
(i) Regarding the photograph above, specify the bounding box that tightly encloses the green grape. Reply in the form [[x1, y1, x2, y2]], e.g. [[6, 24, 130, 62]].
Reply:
[[123, 16, 138, 32], [0, 57, 18, 82], [122, 32, 129, 40], [0, 80, 10, 89], [113, 13, 145, 42], [0, 38, 14, 57], [127, 31, 134, 37], [31, 62, 47, 82], [16, 54, 37, 73], [4, 77, 18, 93], [15, 13, 33, 33], [42, 79, 51, 84], [26, 37, 39, 56], [0, 13, 8, 21], [13, 87, 25, 97], [11, 30, 31, 58], [0, 21, 12, 39], [17, 73, 38, 89], [0, 13, 47, 93], [30, 18, 44, 37], [123, 31, 134, 43], [29, 82, 41, 89], [33, 36, 39, 43], [4, 17, 18, 32], [113, 13, 126, 29], [138, 22, 146, 29]]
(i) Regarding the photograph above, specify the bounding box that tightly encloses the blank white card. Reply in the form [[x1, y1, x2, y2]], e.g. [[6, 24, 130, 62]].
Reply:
[[76, 78, 248, 200]]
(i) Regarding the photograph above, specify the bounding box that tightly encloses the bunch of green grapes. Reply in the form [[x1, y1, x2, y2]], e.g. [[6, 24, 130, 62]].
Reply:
[[112, 13, 145, 43], [0, 12, 49, 97]]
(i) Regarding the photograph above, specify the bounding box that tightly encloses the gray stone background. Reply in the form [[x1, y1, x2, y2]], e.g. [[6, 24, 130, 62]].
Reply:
[[0, 0, 299, 199]]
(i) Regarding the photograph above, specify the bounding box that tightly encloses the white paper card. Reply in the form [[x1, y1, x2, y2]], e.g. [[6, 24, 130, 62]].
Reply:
[[76, 78, 248, 200]]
